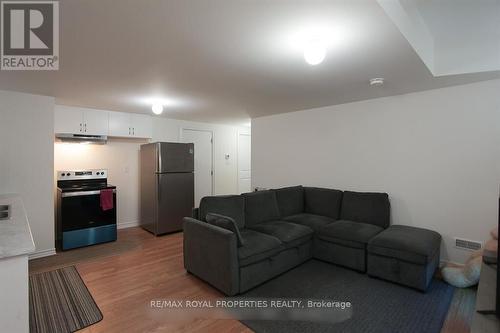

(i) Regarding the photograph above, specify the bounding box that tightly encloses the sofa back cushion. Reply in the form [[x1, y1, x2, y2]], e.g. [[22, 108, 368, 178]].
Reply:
[[199, 195, 245, 228], [340, 191, 390, 228], [243, 190, 281, 226], [273, 186, 304, 217], [304, 187, 343, 219]]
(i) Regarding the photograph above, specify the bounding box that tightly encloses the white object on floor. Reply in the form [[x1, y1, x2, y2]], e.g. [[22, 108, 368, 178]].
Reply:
[[442, 254, 482, 288]]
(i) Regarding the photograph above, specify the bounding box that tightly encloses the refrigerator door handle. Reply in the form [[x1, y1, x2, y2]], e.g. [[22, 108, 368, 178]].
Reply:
[[157, 142, 162, 173], [157, 181, 161, 202]]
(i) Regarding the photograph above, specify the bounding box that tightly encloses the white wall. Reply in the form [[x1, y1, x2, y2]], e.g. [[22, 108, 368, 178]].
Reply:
[[252, 79, 500, 264], [153, 118, 251, 195], [54, 139, 146, 228], [0, 90, 55, 257], [54, 109, 250, 228]]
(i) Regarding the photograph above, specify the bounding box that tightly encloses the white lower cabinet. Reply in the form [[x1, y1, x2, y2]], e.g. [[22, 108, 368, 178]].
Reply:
[[0, 255, 29, 333]]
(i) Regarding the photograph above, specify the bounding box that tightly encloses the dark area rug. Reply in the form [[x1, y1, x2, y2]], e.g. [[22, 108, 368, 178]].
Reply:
[[239, 260, 454, 333], [29, 266, 103, 333]]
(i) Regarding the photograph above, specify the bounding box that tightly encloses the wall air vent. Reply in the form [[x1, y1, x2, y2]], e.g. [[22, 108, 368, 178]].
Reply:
[[0, 205, 10, 221], [454, 237, 483, 251]]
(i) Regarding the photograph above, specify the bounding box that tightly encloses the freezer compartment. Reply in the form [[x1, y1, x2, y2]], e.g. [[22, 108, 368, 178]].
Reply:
[[158, 142, 194, 173]]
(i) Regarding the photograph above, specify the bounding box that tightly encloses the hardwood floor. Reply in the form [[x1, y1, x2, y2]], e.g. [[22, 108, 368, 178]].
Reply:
[[31, 228, 251, 333], [29, 227, 475, 333]]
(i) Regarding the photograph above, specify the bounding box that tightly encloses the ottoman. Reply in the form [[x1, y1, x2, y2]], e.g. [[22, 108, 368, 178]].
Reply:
[[367, 225, 441, 291]]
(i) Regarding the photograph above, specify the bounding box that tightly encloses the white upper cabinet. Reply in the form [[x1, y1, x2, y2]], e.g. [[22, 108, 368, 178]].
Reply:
[[54, 106, 82, 134], [55, 106, 152, 139], [54, 106, 109, 136], [130, 114, 153, 138], [108, 112, 152, 139], [82, 109, 109, 136], [108, 112, 131, 137]]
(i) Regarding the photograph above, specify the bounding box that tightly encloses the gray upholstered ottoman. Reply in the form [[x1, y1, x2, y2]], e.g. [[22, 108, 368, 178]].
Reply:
[[367, 225, 441, 291]]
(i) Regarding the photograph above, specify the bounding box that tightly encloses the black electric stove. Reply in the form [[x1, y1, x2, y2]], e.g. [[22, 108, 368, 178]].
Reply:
[[56, 169, 117, 250]]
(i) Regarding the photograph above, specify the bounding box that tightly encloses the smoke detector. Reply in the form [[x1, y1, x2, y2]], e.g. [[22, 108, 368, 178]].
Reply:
[[369, 78, 384, 86]]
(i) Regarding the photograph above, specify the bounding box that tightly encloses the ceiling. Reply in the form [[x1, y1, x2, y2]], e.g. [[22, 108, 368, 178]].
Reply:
[[0, 0, 498, 126], [378, 0, 500, 76]]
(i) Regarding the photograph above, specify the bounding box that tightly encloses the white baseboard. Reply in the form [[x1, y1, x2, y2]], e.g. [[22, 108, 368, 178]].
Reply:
[[29, 248, 56, 260], [117, 220, 140, 229]]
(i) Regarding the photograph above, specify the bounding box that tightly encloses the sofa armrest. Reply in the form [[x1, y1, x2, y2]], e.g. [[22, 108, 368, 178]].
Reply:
[[192, 207, 200, 219], [183, 217, 239, 295]]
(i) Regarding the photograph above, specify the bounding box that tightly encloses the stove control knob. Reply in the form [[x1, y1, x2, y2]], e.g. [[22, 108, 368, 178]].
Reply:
[[61, 173, 65, 177], [66, 173, 71, 176]]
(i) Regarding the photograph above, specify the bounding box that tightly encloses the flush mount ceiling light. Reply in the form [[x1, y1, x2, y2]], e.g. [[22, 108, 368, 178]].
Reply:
[[303, 38, 327, 65], [278, 20, 354, 67], [135, 96, 190, 114], [369, 78, 385, 86], [151, 103, 164, 115]]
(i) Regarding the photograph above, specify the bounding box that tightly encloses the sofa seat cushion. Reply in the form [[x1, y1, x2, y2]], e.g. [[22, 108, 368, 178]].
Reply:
[[367, 225, 441, 265], [317, 220, 384, 249], [273, 186, 304, 217], [243, 190, 281, 226], [340, 191, 390, 228], [304, 187, 343, 219], [283, 213, 336, 232], [238, 230, 284, 266], [199, 195, 245, 228], [248, 221, 313, 248]]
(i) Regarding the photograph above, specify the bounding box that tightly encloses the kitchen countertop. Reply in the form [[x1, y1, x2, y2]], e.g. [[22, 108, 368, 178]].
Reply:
[[0, 194, 35, 259]]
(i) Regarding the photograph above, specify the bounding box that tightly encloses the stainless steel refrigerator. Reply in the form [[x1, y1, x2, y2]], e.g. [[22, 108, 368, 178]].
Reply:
[[140, 142, 194, 235]]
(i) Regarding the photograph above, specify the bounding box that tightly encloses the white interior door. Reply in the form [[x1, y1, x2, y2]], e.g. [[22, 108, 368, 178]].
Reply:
[[238, 133, 251, 194], [181, 129, 213, 207]]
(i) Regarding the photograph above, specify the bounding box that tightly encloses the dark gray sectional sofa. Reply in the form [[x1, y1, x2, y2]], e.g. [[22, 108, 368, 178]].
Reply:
[[183, 186, 441, 295]]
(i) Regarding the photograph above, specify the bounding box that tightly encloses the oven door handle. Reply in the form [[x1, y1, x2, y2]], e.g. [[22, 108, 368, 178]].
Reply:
[[61, 189, 116, 198]]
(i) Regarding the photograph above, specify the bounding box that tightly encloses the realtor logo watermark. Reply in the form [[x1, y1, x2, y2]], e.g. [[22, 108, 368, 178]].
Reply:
[[1, 1, 59, 70]]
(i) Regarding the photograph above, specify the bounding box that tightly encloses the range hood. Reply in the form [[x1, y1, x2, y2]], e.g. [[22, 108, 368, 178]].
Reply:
[[55, 133, 108, 144]]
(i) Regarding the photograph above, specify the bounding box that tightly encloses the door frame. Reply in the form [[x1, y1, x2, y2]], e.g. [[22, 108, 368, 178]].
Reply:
[[237, 131, 251, 193], [179, 127, 215, 197]]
